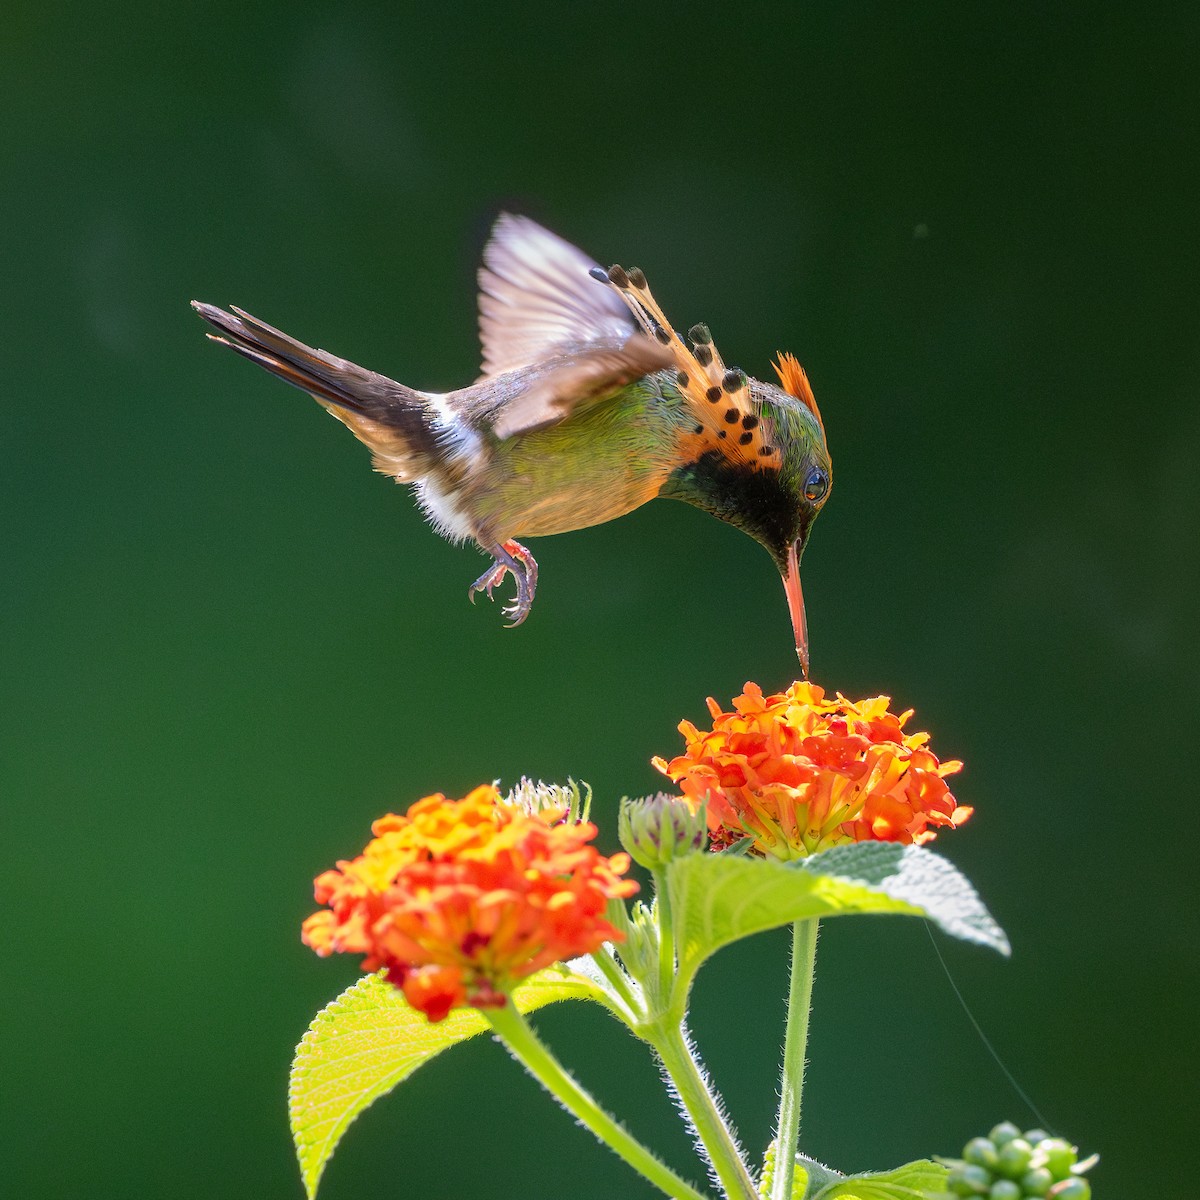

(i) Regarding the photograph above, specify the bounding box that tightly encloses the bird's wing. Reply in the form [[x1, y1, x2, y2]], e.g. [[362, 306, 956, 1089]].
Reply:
[[592, 265, 784, 470], [485, 336, 672, 439], [478, 214, 638, 376]]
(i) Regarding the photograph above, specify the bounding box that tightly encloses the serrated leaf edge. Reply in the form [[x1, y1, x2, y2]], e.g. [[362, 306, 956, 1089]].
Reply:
[[289, 965, 608, 1199]]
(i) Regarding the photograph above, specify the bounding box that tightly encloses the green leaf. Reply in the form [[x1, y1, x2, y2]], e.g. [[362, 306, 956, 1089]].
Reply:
[[289, 965, 608, 1199], [811, 1157, 949, 1199], [794, 843, 1008, 952], [794, 1152, 845, 1196], [667, 843, 1008, 989], [780, 1154, 947, 1200]]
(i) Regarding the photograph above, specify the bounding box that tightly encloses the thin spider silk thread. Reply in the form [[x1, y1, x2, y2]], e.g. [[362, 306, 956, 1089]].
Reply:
[[925, 923, 1056, 1135]]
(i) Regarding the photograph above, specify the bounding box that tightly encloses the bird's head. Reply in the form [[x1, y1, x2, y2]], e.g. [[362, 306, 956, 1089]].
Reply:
[[584, 255, 831, 672], [662, 353, 832, 675]]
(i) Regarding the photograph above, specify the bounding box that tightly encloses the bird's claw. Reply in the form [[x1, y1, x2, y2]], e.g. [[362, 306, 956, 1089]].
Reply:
[[468, 540, 538, 627], [468, 562, 508, 604], [502, 598, 529, 627]]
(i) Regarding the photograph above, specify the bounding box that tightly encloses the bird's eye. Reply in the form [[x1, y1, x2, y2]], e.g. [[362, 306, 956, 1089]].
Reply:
[[803, 469, 829, 504]]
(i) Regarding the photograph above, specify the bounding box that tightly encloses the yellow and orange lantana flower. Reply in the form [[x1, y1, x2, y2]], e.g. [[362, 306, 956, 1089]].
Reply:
[[302, 785, 637, 1022], [653, 682, 971, 859]]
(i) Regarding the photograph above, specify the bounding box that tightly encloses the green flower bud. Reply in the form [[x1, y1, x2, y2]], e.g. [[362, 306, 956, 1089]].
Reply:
[[947, 1164, 993, 1196], [989, 1182, 1021, 1200], [1040, 1139, 1078, 1180], [1020, 1166, 1054, 1196], [963, 1138, 999, 1171], [996, 1138, 1033, 1178], [989, 1122, 1023, 1148], [1023, 1129, 1050, 1147], [618, 793, 707, 869], [1047, 1179, 1090, 1200]]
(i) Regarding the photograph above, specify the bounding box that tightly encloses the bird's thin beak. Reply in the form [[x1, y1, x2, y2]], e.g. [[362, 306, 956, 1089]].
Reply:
[[783, 542, 810, 679]]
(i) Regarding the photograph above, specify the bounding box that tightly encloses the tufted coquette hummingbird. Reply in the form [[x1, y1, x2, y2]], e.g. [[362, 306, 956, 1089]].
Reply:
[[193, 216, 832, 673]]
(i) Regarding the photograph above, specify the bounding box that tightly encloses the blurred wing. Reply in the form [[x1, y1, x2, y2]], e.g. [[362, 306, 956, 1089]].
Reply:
[[488, 336, 672, 439], [478, 214, 637, 376]]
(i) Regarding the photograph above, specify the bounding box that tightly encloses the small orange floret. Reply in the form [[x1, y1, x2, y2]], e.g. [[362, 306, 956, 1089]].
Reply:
[[653, 682, 970, 859], [301, 785, 637, 1021]]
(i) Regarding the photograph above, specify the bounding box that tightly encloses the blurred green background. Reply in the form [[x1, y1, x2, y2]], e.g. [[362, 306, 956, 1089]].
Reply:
[[3, 2, 1195, 1196]]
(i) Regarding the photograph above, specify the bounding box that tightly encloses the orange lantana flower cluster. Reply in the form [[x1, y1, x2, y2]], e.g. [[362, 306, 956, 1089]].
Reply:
[[301, 785, 638, 1021], [653, 681, 972, 859]]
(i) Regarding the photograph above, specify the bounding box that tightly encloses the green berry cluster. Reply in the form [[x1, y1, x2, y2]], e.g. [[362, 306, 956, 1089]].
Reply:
[[944, 1122, 1095, 1198]]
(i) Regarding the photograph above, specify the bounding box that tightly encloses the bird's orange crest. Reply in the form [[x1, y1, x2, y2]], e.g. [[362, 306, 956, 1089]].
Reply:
[[773, 352, 824, 439]]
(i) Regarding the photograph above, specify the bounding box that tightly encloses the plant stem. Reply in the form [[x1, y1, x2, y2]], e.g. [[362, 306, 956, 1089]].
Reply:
[[485, 1001, 710, 1200], [769, 918, 819, 1200], [652, 1022, 760, 1200], [654, 874, 675, 1001], [593, 945, 642, 1020]]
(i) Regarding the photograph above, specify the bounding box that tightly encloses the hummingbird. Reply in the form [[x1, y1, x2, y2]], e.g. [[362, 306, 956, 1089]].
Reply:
[[193, 215, 832, 672]]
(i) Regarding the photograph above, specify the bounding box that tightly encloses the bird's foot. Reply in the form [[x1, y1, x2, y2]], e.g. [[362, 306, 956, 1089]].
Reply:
[[468, 540, 539, 627], [468, 561, 508, 602]]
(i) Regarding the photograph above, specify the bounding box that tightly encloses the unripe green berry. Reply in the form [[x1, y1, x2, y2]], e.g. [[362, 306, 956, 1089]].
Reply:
[[996, 1137, 1033, 1178], [963, 1137, 999, 1171], [948, 1164, 993, 1195], [1023, 1128, 1050, 1147], [1021, 1166, 1054, 1195], [989, 1182, 1021, 1200], [1041, 1139, 1077, 1179], [989, 1121, 1023, 1147], [1048, 1179, 1090, 1200]]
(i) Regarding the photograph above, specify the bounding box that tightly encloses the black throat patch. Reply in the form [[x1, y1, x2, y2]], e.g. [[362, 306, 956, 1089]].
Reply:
[[661, 451, 801, 568]]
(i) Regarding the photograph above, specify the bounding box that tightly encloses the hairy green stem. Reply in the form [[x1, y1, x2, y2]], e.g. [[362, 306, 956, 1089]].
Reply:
[[485, 1002, 709, 1200], [651, 1023, 759, 1200], [769, 919, 819, 1200]]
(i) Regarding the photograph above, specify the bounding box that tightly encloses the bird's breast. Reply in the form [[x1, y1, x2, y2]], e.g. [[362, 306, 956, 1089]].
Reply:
[[452, 383, 691, 541]]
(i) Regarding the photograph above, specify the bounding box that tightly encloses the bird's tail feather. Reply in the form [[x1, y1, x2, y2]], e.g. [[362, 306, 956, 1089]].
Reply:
[[192, 302, 439, 479]]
